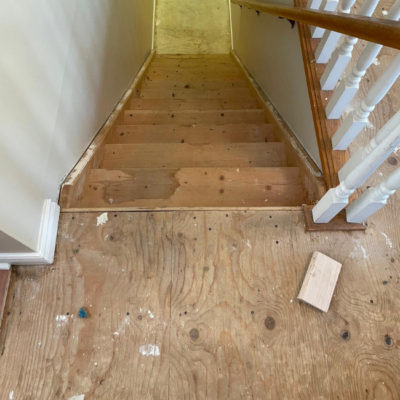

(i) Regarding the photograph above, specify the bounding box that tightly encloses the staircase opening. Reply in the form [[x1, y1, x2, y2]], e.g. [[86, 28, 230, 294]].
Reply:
[[60, 53, 324, 210], [60, 1, 325, 211]]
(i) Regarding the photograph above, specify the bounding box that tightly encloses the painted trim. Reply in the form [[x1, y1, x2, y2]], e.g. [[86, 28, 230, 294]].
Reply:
[[0, 264, 11, 271], [228, 0, 234, 50], [0, 199, 60, 265]]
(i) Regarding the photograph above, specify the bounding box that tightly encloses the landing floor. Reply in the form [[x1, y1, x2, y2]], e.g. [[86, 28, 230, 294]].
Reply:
[[0, 208, 399, 399]]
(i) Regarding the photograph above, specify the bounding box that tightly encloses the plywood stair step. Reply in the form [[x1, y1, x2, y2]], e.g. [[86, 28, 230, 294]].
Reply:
[[129, 98, 261, 110], [138, 87, 254, 100], [108, 123, 276, 144], [139, 80, 249, 90], [123, 109, 266, 125], [60, 54, 313, 211], [77, 167, 305, 208], [101, 143, 287, 169]]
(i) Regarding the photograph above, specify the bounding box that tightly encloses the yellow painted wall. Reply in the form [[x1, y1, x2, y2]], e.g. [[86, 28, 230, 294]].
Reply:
[[155, 0, 231, 54]]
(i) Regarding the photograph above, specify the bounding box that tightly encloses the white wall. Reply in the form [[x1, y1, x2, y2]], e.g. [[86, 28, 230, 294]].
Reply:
[[155, 0, 231, 54], [232, 2, 321, 168], [0, 0, 154, 253]]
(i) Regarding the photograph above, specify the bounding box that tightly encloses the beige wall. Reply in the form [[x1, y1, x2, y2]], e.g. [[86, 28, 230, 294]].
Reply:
[[155, 0, 231, 54], [0, 0, 154, 252], [232, 3, 321, 168]]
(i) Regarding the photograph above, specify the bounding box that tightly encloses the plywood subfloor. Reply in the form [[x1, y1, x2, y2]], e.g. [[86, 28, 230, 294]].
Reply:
[[1, 209, 400, 399]]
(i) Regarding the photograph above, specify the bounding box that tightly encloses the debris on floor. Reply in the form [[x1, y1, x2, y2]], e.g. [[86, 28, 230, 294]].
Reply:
[[78, 307, 89, 319], [297, 251, 342, 312]]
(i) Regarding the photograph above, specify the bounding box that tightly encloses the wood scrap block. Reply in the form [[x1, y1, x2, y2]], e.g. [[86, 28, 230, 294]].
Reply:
[[298, 251, 342, 312]]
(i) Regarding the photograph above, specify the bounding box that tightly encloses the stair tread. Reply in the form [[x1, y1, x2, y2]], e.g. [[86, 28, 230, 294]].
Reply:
[[140, 80, 250, 90], [101, 142, 287, 169], [108, 123, 276, 144], [123, 109, 266, 125], [77, 167, 304, 208], [129, 98, 261, 110], [138, 87, 254, 99]]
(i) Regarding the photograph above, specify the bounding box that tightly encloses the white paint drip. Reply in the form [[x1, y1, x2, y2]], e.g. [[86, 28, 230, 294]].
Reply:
[[9, 391, 14, 400], [97, 212, 108, 226], [245, 239, 252, 249], [382, 9, 388, 15], [55, 315, 69, 327], [68, 395, 85, 400], [373, 57, 380, 66], [113, 315, 131, 336], [139, 344, 160, 357], [147, 310, 155, 319], [349, 239, 368, 259], [381, 232, 393, 248]]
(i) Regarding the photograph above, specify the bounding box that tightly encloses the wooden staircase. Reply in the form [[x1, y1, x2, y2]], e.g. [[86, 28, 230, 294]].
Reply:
[[61, 54, 322, 210]]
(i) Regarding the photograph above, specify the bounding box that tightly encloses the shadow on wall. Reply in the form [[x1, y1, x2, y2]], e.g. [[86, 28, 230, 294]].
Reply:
[[155, 0, 231, 54], [0, 0, 153, 251]]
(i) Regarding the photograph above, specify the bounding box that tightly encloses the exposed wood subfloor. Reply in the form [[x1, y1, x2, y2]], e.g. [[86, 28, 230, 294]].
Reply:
[[0, 209, 399, 398], [72, 55, 308, 209]]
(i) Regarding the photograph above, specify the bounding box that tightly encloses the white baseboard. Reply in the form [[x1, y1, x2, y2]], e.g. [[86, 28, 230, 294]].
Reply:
[[0, 199, 60, 265], [0, 263, 11, 270]]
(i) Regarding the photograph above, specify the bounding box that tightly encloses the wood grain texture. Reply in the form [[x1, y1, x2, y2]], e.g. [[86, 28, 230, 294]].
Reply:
[[298, 251, 342, 312], [123, 109, 266, 125], [76, 167, 304, 208], [62, 53, 325, 210], [101, 143, 287, 169], [129, 98, 261, 111], [138, 87, 255, 100], [107, 124, 276, 144], [1, 210, 399, 398], [0, 270, 10, 328]]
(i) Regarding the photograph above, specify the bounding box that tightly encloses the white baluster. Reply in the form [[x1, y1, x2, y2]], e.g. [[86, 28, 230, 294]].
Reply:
[[307, 0, 323, 9], [332, 52, 400, 150], [314, 0, 356, 64], [339, 111, 400, 181], [346, 167, 400, 223], [320, 0, 381, 88], [325, 0, 400, 111], [312, 122, 400, 223], [310, 0, 338, 38]]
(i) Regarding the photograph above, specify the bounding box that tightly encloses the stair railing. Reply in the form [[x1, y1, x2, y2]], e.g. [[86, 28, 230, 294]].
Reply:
[[231, 0, 400, 225]]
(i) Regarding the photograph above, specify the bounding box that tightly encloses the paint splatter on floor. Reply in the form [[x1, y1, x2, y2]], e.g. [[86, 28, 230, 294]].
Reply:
[[139, 344, 160, 357], [78, 307, 89, 319], [96, 212, 108, 226]]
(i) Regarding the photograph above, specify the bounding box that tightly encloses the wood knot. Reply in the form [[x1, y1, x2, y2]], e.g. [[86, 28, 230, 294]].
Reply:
[[189, 328, 199, 341], [388, 157, 398, 166], [341, 330, 350, 341], [265, 316, 275, 330], [384, 334, 393, 347]]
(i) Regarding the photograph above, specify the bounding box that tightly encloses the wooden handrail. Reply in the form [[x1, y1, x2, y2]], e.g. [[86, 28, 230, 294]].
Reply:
[[232, 0, 400, 50]]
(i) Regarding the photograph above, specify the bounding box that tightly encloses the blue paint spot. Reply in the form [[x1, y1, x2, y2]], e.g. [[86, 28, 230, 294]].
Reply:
[[78, 307, 89, 319]]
